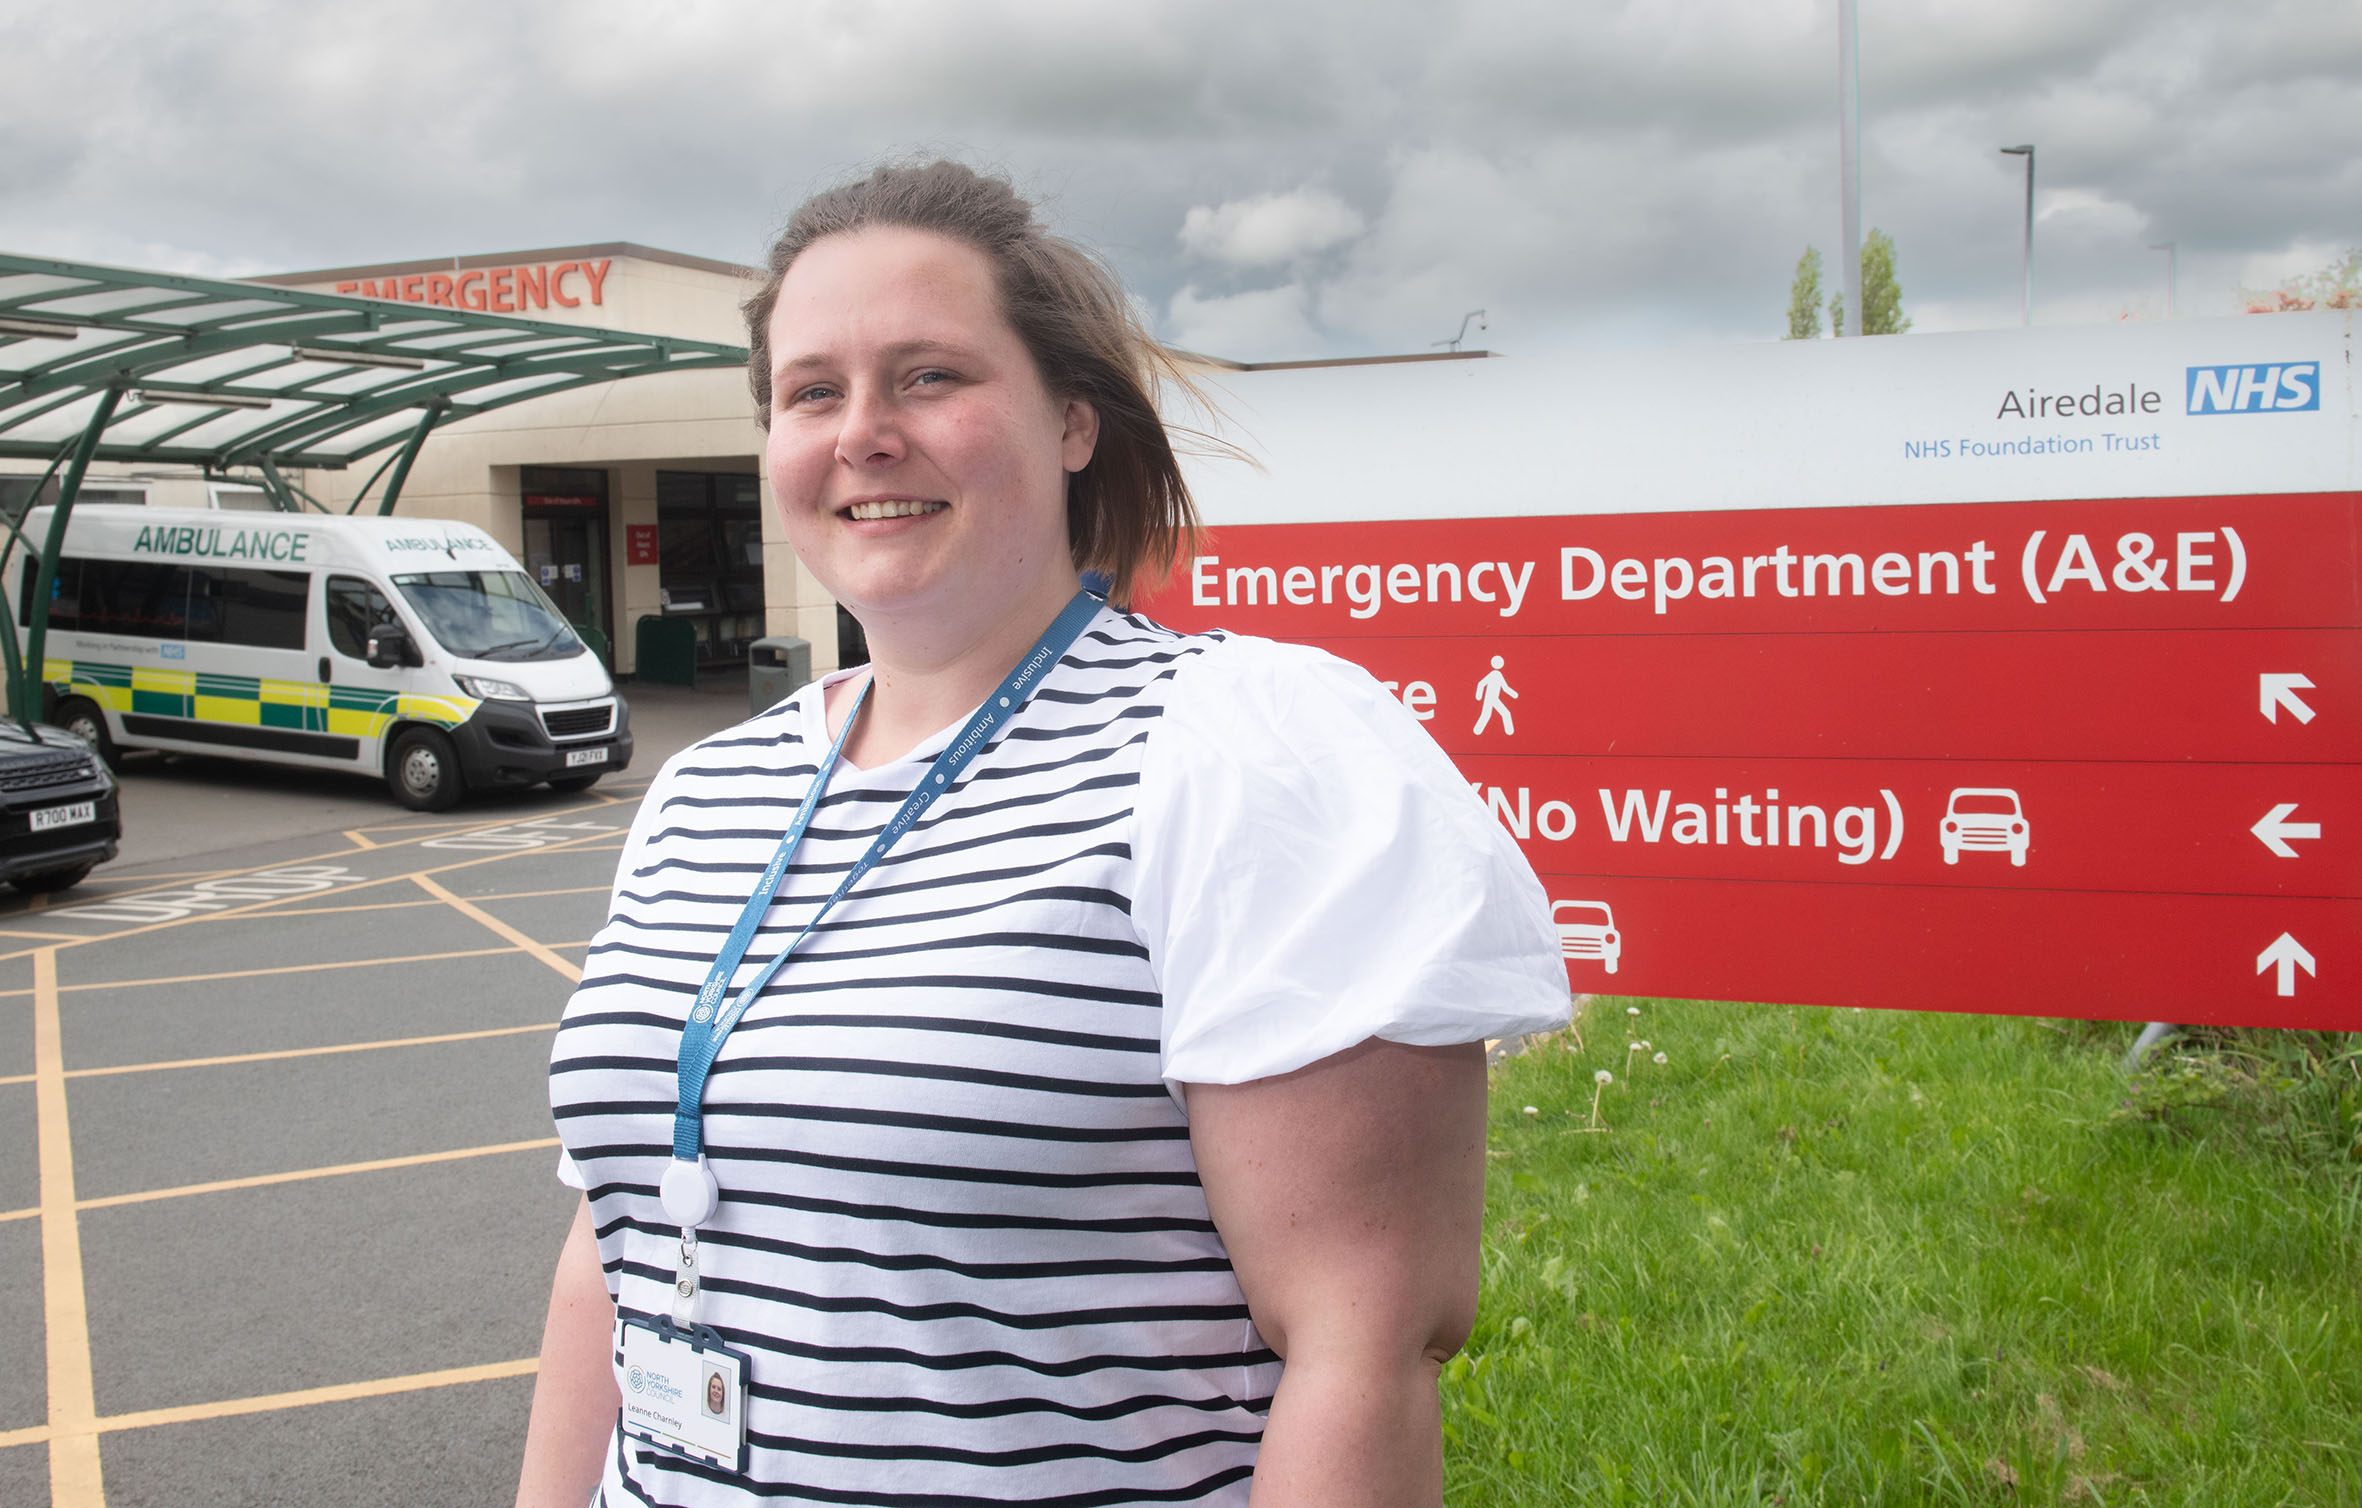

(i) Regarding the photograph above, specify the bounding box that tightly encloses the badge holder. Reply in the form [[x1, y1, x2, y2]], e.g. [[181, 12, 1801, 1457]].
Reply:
[[617, 1313, 751, 1475]]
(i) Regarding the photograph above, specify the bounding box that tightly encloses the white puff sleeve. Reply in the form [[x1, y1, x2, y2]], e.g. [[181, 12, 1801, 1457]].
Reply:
[[1134, 635, 1570, 1090]]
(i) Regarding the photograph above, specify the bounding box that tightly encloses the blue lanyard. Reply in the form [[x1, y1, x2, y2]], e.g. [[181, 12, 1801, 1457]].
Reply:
[[669, 590, 1103, 1166]]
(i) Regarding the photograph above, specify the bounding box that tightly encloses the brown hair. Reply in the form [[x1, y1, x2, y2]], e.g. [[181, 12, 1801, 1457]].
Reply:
[[744, 161, 1199, 606]]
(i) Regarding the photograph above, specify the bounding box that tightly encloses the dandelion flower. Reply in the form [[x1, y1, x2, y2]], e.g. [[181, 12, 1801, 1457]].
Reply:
[[1587, 1068, 1614, 1128], [1654, 1051, 1668, 1065], [1627, 1006, 1641, 1018], [1523, 1105, 1539, 1116], [1637, 1040, 1651, 1051]]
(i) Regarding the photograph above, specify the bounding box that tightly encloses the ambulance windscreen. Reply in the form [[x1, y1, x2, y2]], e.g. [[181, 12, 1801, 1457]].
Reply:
[[391, 570, 583, 662]]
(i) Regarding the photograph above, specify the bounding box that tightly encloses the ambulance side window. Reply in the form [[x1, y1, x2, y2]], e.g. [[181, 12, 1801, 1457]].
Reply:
[[326, 576, 399, 659]]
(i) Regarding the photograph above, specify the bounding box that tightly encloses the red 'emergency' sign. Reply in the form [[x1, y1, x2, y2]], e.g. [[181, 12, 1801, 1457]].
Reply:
[[1145, 320, 2359, 1030]]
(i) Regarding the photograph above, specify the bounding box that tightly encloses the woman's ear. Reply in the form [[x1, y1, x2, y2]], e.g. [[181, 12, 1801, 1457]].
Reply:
[[1061, 397, 1101, 473]]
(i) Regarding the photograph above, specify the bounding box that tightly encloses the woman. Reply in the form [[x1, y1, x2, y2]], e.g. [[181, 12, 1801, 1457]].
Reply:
[[519, 161, 1569, 1507]]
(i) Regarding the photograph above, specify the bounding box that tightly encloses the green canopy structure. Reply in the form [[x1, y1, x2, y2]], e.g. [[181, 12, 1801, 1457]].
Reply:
[[0, 250, 749, 720]]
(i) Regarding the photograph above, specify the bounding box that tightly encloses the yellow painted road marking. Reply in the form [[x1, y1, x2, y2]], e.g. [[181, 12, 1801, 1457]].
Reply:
[[0, 945, 524, 999], [0, 822, 625, 966], [0, 1204, 32, 1225], [77, 1136, 560, 1212], [0, 1358, 539, 1449], [71, 1021, 560, 1080], [158, 880, 606, 924], [203, 896, 444, 921], [413, 874, 584, 983], [341, 828, 380, 849], [34, 947, 105, 1504], [0, 805, 619, 940], [97, 1356, 540, 1433], [0, 1021, 561, 1089]]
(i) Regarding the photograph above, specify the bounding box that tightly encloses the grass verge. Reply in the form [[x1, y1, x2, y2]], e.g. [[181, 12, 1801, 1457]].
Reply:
[[1451, 999, 2359, 1506]]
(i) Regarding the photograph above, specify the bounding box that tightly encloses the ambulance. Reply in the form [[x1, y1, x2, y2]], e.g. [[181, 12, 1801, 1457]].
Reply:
[[11, 506, 632, 810]]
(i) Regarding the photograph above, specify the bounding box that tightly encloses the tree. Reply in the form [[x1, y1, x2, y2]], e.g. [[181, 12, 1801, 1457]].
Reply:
[[1784, 247, 1825, 339], [1827, 228, 1912, 336], [2242, 246, 2360, 313]]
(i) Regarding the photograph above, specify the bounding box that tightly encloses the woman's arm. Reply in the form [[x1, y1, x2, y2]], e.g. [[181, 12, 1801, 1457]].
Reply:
[[515, 1194, 621, 1508], [1187, 1037, 1488, 1508]]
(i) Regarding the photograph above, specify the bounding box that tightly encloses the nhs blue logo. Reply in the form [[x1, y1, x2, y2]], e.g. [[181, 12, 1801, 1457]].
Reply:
[[2186, 362, 2319, 414]]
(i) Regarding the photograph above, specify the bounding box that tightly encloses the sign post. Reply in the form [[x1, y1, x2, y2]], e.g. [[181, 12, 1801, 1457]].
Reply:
[[1146, 315, 2359, 1031]]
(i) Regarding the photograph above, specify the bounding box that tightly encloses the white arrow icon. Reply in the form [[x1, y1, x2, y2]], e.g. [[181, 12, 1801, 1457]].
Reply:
[[2251, 802, 2322, 858], [2259, 673, 2316, 725], [2256, 933, 2316, 997]]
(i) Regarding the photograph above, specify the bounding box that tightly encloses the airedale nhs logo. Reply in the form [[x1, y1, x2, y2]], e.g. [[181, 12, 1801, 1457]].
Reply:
[[2186, 362, 2320, 415]]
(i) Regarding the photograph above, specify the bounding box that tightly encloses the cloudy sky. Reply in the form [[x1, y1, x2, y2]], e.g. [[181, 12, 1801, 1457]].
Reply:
[[2, 0, 2356, 360]]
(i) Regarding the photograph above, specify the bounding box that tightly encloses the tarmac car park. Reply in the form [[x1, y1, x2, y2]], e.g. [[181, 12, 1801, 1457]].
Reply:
[[0, 677, 748, 1508]]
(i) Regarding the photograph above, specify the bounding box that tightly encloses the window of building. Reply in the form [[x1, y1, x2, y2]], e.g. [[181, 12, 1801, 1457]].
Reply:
[[656, 470, 763, 665], [208, 484, 274, 512], [0, 479, 149, 521], [521, 466, 613, 660]]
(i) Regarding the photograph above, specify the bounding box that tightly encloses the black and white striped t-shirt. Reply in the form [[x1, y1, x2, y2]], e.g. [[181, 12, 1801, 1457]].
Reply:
[[551, 607, 1567, 1506]]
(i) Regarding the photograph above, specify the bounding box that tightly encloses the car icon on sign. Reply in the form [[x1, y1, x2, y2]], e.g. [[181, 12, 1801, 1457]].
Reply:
[[1941, 787, 2029, 867], [1552, 900, 1620, 974]]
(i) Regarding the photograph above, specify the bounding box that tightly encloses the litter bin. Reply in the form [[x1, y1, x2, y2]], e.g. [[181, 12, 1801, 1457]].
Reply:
[[749, 635, 812, 715]]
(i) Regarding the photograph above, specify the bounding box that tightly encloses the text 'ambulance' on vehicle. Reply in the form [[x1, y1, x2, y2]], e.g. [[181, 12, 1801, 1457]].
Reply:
[[11, 507, 633, 810]]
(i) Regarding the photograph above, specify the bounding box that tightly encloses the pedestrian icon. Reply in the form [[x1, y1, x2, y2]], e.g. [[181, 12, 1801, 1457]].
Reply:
[[1474, 656, 1518, 735]]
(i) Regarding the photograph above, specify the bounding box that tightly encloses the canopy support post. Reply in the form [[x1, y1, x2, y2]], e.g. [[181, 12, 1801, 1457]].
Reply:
[[376, 402, 445, 518], [346, 445, 402, 515], [20, 385, 122, 723], [255, 455, 310, 513], [0, 446, 64, 729]]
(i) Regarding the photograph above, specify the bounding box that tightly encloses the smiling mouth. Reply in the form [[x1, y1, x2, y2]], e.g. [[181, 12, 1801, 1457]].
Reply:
[[844, 499, 948, 521]]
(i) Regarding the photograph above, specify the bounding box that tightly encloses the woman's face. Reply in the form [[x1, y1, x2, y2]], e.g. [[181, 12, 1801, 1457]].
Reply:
[[762, 227, 1097, 645]]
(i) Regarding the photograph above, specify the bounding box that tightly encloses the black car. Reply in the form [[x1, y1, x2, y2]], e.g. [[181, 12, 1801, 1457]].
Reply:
[[0, 720, 120, 893]]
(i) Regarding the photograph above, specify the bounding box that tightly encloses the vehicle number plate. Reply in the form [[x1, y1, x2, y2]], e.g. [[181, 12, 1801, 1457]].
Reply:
[[565, 747, 609, 768], [30, 801, 95, 832]]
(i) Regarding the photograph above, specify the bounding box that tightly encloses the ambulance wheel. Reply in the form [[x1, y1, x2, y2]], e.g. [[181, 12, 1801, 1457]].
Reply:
[[56, 698, 117, 770], [546, 772, 602, 794], [387, 727, 464, 811]]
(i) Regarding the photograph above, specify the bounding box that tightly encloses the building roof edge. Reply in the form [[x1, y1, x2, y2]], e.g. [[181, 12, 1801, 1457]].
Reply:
[[250, 242, 759, 286]]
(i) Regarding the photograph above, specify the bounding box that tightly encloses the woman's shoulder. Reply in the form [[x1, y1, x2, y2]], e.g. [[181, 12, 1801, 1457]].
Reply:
[[1139, 624, 1443, 779]]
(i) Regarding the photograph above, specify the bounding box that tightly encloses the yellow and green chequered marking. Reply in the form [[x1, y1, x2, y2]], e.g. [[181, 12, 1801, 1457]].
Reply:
[[46, 658, 478, 741]]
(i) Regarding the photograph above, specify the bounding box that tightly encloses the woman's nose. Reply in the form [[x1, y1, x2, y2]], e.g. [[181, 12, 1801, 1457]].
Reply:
[[833, 386, 903, 467]]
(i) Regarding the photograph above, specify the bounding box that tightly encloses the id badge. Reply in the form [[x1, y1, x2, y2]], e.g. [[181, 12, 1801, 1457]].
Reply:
[[617, 1315, 750, 1474]]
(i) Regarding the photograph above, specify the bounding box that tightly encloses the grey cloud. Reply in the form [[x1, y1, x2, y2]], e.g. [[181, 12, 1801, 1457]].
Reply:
[[0, 0, 2353, 353]]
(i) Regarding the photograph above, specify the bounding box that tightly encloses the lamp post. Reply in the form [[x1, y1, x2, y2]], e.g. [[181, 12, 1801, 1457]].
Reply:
[[2000, 144, 2034, 326], [2149, 241, 2177, 318]]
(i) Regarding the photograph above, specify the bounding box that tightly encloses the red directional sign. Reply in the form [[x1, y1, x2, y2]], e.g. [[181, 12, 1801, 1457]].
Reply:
[[1295, 631, 2362, 764], [1141, 488, 2362, 1030]]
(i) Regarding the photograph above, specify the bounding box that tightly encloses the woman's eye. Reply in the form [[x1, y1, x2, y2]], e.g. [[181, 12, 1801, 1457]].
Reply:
[[911, 369, 955, 388], [789, 382, 839, 405]]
